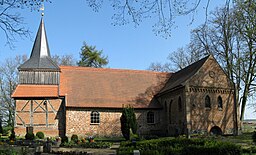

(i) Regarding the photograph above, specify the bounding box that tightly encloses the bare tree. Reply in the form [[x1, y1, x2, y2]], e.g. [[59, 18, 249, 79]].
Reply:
[[51, 54, 76, 66], [233, 0, 256, 121], [86, 0, 233, 38], [148, 62, 172, 72], [162, 1, 256, 121], [148, 44, 208, 72], [0, 55, 27, 127], [0, 0, 44, 48]]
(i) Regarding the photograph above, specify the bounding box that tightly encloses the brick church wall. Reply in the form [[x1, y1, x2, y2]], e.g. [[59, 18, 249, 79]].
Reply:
[[157, 56, 237, 136], [188, 90, 234, 134], [15, 98, 65, 137], [159, 87, 187, 136], [187, 56, 236, 134], [65, 108, 164, 137]]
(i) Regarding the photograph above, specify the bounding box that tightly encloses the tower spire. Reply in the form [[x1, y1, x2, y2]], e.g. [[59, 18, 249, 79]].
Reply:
[[18, 15, 59, 71]]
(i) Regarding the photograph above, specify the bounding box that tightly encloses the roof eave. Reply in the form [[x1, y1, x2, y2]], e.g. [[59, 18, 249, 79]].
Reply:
[[156, 84, 185, 97]]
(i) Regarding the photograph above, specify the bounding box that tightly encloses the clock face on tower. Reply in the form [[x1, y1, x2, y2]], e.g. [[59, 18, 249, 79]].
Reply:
[[209, 71, 215, 78]]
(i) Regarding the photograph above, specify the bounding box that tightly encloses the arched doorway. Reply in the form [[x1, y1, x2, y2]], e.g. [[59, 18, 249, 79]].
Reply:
[[210, 126, 222, 135]]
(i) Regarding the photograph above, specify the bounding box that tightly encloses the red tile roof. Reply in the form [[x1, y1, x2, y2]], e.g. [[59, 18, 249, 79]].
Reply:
[[159, 55, 209, 94], [59, 66, 170, 108], [12, 85, 59, 98]]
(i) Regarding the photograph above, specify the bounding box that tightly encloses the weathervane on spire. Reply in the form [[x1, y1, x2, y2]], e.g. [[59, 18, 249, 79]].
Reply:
[[40, 0, 44, 17]]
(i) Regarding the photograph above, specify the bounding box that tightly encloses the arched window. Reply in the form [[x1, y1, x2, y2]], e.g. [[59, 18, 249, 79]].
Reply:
[[205, 95, 211, 108], [165, 101, 167, 112], [169, 100, 173, 124], [178, 97, 182, 112], [147, 111, 154, 124], [218, 96, 223, 109], [90, 111, 100, 124]]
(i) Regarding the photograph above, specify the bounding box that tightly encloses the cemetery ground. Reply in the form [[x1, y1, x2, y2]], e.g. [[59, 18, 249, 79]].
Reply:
[[0, 123, 256, 155]]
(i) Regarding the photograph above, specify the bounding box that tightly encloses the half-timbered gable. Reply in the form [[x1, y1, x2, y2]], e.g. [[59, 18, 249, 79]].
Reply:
[[12, 18, 64, 136]]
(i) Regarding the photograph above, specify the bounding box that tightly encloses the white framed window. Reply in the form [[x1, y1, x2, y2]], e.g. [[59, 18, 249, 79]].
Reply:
[[90, 111, 100, 124]]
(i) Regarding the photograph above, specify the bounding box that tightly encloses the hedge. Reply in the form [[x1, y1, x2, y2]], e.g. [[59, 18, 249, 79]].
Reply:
[[117, 137, 241, 155]]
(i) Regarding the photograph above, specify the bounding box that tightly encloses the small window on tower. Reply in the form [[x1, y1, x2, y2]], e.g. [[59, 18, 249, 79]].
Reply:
[[218, 96, 223, 110], [205, 95, 211, 109], [165, 101, 167, 112]]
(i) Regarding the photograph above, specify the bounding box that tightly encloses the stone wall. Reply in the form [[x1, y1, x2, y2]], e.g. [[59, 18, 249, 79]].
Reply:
[[65, 108, 164, 137], [157, 56, 237, 136], [187, 56, 236, 135], [15, 98, 65, 137], [189, 89, 234, 134], [159, 87, 187, 136]]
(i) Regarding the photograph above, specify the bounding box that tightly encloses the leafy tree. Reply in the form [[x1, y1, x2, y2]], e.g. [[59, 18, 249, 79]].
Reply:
[[120, 109, 130, 140], [130, 107, 137, 134], [77, 42, 108, 68], [120, 105, 137, 140]]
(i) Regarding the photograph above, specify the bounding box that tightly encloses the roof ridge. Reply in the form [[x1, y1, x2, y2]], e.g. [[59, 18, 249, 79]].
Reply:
[[157, 55, 210, 95], [60, 66, 172, 75], [173, 55, 210, 75]]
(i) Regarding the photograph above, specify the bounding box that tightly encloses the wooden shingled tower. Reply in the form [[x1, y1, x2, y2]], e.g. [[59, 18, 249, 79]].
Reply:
[[18, 18, 60, 84], [13, 17, 65, 136]]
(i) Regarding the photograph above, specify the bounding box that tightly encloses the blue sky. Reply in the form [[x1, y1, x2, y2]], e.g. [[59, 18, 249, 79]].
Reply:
[[0, 0, 222, 69], [0, 1, 255, 119]]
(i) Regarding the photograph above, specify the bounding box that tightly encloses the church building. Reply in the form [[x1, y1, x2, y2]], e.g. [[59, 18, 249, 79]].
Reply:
[[12, 18, 239, 137]]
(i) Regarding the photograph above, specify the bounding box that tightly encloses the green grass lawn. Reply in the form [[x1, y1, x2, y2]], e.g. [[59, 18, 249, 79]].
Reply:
[[188, 132, 256, 155], [218, 133, 253, 144]]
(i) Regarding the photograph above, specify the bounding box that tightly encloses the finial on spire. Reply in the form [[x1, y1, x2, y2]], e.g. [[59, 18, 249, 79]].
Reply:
[[40, 0, 44, 17]]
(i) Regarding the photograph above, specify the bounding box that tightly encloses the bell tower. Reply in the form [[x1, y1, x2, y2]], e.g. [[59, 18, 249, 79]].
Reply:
[[13, 13, 65, 137], [18, 18, 60, 85]]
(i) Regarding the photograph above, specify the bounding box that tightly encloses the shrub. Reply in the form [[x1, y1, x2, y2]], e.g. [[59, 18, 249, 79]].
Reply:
[[71, 134, 79, 143], [252, 131, 256, 143], [142, 135, 159, 140], [120, 105, 137, 140], [61, 136, 69, 144], [9, 129, 15, 140], [62, 140, 76, 147], [25, 132, 35, 140], [242, 146, 256, 154], [36, 131, 44, 139], [0, 149, 18, 154], [79, 141, 112, 148], [2, 126, 12, 136], [0, 122, 2, 134], [130, 133, 140, 141], [118, 137, 242, 155]]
